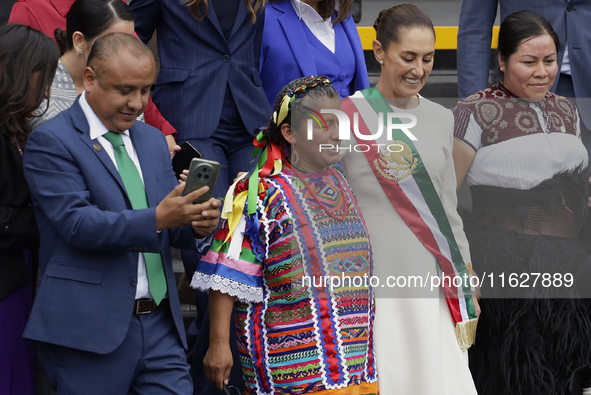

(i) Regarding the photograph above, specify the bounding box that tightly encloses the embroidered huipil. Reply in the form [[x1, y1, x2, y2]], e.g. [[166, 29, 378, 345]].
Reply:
[[192, 168, 377, 395]]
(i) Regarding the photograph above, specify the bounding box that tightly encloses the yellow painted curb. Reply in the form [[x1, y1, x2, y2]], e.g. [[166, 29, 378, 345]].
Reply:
[[357, 26, 500, 51]]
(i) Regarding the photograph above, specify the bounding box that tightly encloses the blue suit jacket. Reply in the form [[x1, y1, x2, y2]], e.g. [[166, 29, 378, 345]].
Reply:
[[130, 0, 271, 140], [22, 99, 198, 354], [260, 0, 369, 106], [457, 0, 591, 126]]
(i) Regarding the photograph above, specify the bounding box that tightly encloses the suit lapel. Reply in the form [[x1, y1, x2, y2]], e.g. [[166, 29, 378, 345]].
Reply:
[[71, 101, 127, 195], [228, 0, 247, 40], [275, 1, 317, 77], [205, 2, 225, 40]]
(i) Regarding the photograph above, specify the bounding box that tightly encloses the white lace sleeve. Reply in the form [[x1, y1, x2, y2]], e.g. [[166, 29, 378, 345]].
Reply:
[[190, 272, 264, 303]]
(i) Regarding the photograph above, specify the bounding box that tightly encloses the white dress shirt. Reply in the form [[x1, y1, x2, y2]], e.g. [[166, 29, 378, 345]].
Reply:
[[79, 91, 154, 300], [290, 0, 336, 53]]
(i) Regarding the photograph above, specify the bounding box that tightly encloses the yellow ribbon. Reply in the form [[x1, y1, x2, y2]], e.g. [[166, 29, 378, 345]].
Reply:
[[276, 94, 291, 125], [222, 190, 248, 245]]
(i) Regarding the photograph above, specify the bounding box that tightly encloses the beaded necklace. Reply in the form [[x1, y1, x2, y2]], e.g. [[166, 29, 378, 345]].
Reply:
[[286, 162, 350, 221]]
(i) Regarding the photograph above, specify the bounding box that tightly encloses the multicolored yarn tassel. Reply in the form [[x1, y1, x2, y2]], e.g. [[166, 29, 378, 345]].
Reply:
[[220, 128, 283, 250]]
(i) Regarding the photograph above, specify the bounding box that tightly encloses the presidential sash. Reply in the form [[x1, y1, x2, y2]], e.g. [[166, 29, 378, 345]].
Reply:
[[342, 87, 477, 351]]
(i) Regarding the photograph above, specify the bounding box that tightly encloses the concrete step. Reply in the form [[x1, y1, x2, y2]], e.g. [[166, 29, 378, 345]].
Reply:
[[171, 248, 198, 330]]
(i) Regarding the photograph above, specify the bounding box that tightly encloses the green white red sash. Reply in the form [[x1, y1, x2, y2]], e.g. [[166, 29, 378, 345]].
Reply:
[[341, 87, 477, 351]]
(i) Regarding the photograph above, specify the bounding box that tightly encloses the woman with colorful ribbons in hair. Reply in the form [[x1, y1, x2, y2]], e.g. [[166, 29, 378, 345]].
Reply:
[[339, 5, 478, 394], [191, 76, 378, 395]]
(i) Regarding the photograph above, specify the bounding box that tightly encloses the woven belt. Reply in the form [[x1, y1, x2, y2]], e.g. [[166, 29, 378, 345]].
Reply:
[[133, 298, 167, 315]]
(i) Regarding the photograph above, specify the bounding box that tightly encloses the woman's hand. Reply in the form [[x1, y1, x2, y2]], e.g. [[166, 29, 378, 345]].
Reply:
[[205, 290, 237, 390], [165, 135, 180, 158], [234, 172, 247, 184], [472, 291, 481, 319], [204, 341, 233, 391], [178, 169, 189, 184]]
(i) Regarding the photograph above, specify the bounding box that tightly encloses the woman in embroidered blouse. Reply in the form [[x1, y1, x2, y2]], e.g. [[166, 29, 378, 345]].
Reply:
[[452, 11, 591, 395], [191, 76, 378, 394], [338, 5, 479, 395]]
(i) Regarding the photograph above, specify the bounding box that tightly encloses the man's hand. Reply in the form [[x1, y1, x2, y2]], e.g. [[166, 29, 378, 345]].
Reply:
[[155, 183, 220, 231], [191, 198, 221, 238]]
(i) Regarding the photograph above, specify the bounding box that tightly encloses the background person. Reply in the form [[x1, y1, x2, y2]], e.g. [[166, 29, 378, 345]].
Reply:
[[452, 11, 591, 394], [259, 0, 368, 107], [129, 1, 271, 392], [456, 0, 591, 151], [30, 0, 136, 129], [192, 76, 378, 394], [9, 0, 180, 152], [22, 33, 220, 394], [340, 5, 479, 394], [0, 23, 59, 395], [130, 0, 270, 200]]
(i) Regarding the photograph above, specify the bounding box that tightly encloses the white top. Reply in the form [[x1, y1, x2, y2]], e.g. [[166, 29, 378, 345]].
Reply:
[[460, 102, 587, 190], [290, 0, 335, 53], [79, 91, 152, 300], [561, 45, 571, 75]]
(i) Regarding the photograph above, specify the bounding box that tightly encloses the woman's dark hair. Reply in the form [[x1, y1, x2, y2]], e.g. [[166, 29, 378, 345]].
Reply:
[[373, 4, 435, 51], [54, 0, 135, 54], [0, 24, 59, 147], [266, 0, 351, 24], [266, 76, 338, 146], [185, 0, 266, 23], [498, 10, 561, 63], [315, 0, 353, 25]]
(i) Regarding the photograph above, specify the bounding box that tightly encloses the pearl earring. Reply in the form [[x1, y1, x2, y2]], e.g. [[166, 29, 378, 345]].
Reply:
[[380, 60, 383, 65], [76, 50, 83, 56]]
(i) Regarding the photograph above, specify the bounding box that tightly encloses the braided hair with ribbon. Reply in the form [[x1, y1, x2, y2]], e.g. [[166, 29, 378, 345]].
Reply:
[[219, 76, 336, 256]]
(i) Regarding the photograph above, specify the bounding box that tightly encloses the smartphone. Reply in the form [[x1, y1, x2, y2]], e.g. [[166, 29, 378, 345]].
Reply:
[[182, 158, 220, 204], [172, 141, 203, 179]]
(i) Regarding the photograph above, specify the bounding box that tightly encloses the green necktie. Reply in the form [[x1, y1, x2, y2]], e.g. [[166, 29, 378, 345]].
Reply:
[[103, 131, 167, 305]]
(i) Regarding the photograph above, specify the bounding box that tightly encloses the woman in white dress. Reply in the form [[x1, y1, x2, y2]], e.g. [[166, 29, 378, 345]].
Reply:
[[338, 4, 479, 394]]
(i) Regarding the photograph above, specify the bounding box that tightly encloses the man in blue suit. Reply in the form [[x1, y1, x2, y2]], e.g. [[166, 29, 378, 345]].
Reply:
[[457, 0, 591, 149], [22, 33, 220, 394]]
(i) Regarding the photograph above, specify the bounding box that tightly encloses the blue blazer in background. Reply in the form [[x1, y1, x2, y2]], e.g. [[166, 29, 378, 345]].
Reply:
[[260, 0, 369, 106], [130, 0, 271, 139], [457, 0, 591, 128], [22, 100, 198, 354]]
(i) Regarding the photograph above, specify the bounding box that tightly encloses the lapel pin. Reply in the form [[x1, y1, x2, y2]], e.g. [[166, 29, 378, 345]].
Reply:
[[93, 143, 102, 151]]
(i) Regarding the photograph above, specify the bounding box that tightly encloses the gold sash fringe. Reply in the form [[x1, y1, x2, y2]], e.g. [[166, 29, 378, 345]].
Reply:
[[455, 318, 478, 352]]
